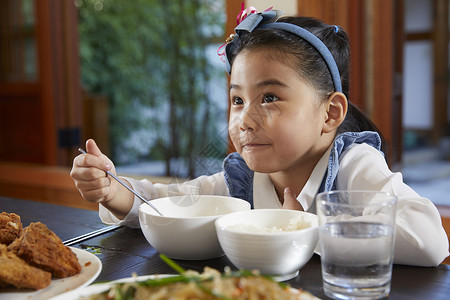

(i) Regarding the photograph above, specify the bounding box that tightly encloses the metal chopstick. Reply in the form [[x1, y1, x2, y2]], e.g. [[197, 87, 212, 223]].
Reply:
[[78, 148, 163, 216], [63, 224, 122, 246]]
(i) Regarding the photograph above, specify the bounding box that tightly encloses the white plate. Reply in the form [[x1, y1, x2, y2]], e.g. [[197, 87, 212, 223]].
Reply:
[[49, 274, 171, 300], [50, 274, 320, 300], [1, 247, 102, 300]]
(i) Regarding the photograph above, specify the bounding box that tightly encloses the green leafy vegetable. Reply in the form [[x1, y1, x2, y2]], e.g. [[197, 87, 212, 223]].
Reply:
[[160, 254, 186, 274]]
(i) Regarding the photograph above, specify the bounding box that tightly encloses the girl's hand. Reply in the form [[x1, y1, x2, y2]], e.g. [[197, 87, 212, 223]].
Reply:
[[70, 139, 119, 204], [282, 187, 303, 210]]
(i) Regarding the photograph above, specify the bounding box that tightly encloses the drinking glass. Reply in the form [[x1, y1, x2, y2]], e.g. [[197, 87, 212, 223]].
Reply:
[[316, 190, 398, 299]]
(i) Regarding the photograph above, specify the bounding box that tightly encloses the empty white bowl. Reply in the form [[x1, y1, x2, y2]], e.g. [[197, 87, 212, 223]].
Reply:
[[215, 209, 319, 280], [138, 195, 251, 260]]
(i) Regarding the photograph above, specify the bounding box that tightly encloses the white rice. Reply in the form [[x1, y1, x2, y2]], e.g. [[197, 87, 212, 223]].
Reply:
[[226, 217, 309, 233]]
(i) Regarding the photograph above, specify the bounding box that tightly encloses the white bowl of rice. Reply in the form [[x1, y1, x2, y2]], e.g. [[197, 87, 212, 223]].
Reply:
[[215, 209, 319, 280]]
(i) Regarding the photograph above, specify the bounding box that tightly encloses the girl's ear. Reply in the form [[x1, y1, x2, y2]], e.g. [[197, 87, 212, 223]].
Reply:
[[323, 92, 348, 133]]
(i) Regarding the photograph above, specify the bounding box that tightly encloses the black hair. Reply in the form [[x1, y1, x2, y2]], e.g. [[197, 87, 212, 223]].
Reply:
[[228, 16, 388, 156]]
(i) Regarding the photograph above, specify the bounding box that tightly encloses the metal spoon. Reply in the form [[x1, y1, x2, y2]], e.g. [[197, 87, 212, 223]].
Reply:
[[78, 148, 164, 216]]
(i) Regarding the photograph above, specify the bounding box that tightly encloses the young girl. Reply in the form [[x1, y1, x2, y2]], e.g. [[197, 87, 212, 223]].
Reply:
[[71, 10, 448, 266]]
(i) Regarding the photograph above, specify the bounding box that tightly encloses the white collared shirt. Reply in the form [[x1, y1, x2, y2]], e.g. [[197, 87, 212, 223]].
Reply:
[[99, 143, 449, 266]]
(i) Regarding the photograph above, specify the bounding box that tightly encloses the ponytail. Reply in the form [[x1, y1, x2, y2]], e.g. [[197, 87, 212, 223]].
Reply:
[[339, 102, 388, 156]]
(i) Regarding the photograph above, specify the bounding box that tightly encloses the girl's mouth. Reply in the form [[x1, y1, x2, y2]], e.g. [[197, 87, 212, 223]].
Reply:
[[242, 143, 270, 151]]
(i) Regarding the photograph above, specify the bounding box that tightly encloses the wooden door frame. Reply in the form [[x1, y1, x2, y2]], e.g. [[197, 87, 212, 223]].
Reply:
[[432, 0, 449, 143], [36, 0, 83, 165]]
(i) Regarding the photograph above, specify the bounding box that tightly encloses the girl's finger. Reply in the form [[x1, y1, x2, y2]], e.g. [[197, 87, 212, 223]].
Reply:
[[74, 177, 111, 192], [282, 187, 303, 211]]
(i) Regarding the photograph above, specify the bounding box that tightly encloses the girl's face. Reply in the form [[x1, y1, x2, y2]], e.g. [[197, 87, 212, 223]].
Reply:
[[228, 49, 331, 174]]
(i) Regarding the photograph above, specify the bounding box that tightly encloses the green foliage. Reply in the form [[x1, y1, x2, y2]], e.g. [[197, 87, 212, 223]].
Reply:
[[78, 0, 227, 176]]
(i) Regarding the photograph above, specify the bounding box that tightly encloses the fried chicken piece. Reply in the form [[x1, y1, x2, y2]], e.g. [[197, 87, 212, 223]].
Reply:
[[8, 222, 82, 278], [0, 244, 51, 290], [0, 212, 23, 245]]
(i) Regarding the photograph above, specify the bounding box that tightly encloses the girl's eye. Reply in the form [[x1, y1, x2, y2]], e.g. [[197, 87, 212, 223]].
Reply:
[[263, 94, 279, 103], [232, 96, 244, 105]]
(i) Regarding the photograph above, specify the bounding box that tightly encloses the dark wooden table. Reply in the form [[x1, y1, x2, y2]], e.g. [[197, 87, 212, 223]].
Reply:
[[2, 196, 450, 299]]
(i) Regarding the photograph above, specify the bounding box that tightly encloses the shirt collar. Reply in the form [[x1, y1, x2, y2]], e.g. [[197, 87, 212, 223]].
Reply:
[[253, 172, 281, 209], [298, 146, 332, 211]]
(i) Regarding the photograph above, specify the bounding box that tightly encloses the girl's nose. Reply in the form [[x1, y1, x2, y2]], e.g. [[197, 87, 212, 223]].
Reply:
[[239, 105, 259, 132]]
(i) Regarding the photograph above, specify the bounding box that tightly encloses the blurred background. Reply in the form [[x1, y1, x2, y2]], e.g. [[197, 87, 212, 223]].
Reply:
[[0, 0, 449, 211]]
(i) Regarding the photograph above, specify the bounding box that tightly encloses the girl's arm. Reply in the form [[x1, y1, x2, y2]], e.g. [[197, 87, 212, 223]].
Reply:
[[337, 143, 449, 266], [99, 172, 229, 228]]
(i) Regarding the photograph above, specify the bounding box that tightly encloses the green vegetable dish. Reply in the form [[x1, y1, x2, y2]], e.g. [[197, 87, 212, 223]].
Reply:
[[84, 255, 319, 300]]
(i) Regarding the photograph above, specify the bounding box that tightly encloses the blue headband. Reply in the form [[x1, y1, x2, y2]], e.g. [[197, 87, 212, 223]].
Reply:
[[224, 11, 343, 93]]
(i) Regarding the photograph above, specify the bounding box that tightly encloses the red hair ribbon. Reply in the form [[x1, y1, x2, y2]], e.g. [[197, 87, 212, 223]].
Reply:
[[237, 2, 273, 25], [217, 2, 273, 62]]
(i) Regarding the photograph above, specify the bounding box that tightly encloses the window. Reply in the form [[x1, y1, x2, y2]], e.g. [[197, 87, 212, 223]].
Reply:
[[77, 0, 227, 177], [0, 0, 37, 82]]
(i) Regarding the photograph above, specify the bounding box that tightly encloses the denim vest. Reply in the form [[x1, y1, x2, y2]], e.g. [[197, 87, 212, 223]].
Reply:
[[223, 131, 382, 208]]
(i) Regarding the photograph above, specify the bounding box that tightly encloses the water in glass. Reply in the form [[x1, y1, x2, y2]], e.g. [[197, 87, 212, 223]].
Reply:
[[320, 221, 394, 299]]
